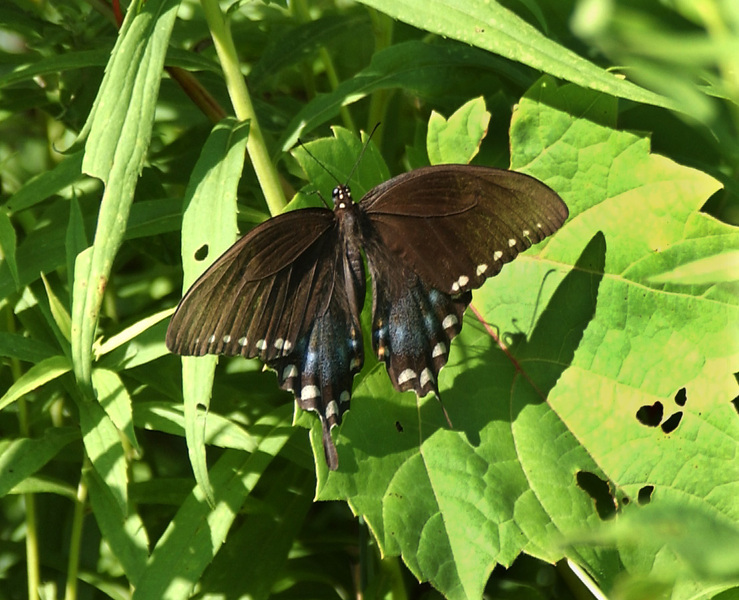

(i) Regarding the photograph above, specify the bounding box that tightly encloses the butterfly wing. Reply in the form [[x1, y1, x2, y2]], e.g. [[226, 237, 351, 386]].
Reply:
[[166, 208, 336, 359], [362, 229, 470, 401], [166, 207, 365, 470], [359, 165, 568, 400], [361, 165, 568, 295]]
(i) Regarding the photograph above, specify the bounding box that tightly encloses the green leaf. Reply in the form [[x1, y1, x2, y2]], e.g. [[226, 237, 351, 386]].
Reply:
[[0, 355, 71, 412], [133, 401, 259, 452], [197, 469, 314, 599], [0, 427, 80, 497], [292, 125, 390, 201], [648, 250, 739, 284], [316, 80, 738, 599], [85, 463, 149, 584], [0, 210, 19, 289], [4, 151, 84, 214], [40, 272, 72, 343], [92, 368, 139, 453], [427, 96, 491, 165], [132, 406, 294, 599], [0, 333, 58, 363], [279, 40, 527, 152], [66, 194, 88, 294], [72, 0, 179, 393], [177, 117, 250, 507], [579, 503, 739, 583], [78, 398, 129, 512], [354, 0, 677, 112]]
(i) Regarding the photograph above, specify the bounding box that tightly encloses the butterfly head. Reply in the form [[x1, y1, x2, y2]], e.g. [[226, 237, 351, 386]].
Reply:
[[332, 185, 353, 210]]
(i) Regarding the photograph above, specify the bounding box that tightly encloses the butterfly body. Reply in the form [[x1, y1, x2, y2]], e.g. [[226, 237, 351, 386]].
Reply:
[[167, 164, 568, 470]]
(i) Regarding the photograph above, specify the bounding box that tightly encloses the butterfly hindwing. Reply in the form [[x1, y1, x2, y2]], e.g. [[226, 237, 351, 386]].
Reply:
[[361, 165, 568, 296], [363, 230, 469, 400]]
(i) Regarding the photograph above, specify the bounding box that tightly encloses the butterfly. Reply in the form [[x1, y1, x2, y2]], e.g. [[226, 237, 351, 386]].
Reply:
[[166, 162, 568, 470]]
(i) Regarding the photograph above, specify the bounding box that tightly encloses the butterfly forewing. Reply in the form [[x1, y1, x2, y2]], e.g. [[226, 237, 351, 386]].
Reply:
[[166, 208, 335, 359], [361, 165, 568, 296]]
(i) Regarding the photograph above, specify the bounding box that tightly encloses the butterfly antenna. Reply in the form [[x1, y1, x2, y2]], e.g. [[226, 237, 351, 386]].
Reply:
[[297, 124, 381, 189], [297, 138, 342, 187], [344, 122, 381, 185]]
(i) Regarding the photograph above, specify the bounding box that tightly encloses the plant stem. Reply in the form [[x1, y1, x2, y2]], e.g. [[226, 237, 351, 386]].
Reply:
[[7, 306, 40, 600], [64, 476, 89, 600], [200, 0, 287, 216]]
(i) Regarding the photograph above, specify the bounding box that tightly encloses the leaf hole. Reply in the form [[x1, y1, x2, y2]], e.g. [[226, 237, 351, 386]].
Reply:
[[674, 387, 687, 406], [638, 485, 654, 505], [661, 411, 682, 434], [575, 471, 616, 520], [636, 401, 663, 427], [194, 244, 209, 261], [395, 420, 404, 433]]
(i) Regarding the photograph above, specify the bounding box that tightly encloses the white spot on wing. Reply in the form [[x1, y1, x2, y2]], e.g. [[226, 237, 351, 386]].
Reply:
[[256, 339, 267, 350], [339, 390, 350, 403], [274, 338, 284, 349], [508, 238, 517, 247], [398, 369, 417, 385], [301, 385, 320, 400], [326, 400, 339, 420], [451, 282, 460, 293], [523, 229, 530, 236], [494, 250, 503, 261], [476, 263, 488, 276], [208, 334, 216, 344], [283, 340, 292, 352], [420, 368, 434, 388], [283, 364, 298, 380], [432, 342, 447, 358], [222, 334, 231, 343], [442, 314, 458, 330]]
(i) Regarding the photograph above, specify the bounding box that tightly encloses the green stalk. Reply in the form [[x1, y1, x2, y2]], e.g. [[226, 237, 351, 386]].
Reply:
[[7, 307, 40, 600], [64, 476, 88, 600], [200, 0, 287, 216]]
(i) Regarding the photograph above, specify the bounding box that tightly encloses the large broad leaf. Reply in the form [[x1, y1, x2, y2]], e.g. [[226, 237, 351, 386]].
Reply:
[[312, 79, 738, 599], [354, 0, 675, 112]]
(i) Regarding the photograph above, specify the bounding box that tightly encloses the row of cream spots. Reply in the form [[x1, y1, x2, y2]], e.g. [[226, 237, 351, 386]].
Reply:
[[397, 366, 435, 387], [200, 334, 293, 354]]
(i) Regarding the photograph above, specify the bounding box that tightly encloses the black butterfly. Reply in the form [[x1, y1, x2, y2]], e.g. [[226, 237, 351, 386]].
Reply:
[[166, 164, 568, 470]]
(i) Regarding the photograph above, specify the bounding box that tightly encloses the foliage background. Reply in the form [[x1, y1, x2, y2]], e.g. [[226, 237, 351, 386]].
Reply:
[[0, 1, 738, 600]]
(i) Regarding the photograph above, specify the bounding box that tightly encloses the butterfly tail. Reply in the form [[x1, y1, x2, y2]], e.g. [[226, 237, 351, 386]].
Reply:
[[320, 418, 339, 470]]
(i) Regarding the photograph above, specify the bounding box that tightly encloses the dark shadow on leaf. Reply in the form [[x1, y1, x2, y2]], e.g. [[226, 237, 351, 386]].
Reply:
[[337, 232, 605, 471], [450, 231, 606, 444]]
